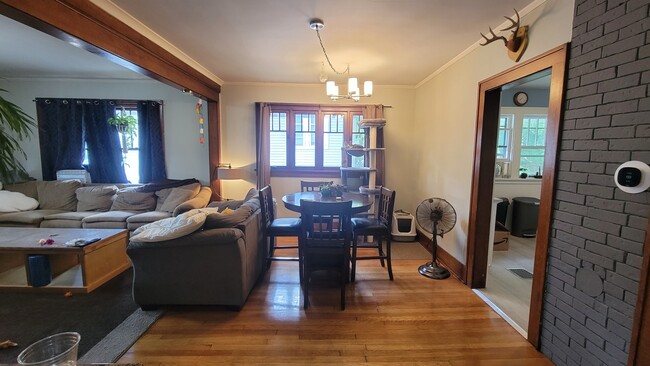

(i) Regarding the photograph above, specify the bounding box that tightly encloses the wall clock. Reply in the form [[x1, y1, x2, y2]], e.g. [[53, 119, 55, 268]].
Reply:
[[513, 91, 528, 106]]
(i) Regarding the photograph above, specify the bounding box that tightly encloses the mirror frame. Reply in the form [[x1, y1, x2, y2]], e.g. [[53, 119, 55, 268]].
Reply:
[[466, 44, 568, 348]]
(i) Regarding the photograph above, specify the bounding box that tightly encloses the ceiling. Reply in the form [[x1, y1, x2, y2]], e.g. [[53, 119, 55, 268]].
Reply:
[[1, 0, 536, 86]]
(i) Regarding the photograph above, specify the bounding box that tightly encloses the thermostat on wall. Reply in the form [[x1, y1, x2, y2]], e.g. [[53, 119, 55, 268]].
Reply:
[[614, 161, 650, 194]]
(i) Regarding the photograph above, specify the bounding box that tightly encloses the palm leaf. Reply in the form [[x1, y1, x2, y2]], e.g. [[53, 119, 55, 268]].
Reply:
[[0, 88, 35, 182]]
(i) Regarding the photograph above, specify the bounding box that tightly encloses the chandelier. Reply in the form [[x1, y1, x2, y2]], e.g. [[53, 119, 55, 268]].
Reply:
[[309, 19, 373, 101]]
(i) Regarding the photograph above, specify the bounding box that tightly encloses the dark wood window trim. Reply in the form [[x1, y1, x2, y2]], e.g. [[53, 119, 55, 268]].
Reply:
[[268, 103, 363, 178]]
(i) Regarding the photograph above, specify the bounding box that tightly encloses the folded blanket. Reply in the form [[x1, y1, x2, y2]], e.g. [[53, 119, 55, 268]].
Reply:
[[0, 191, 39, 213], [135, 178, 200, 193]]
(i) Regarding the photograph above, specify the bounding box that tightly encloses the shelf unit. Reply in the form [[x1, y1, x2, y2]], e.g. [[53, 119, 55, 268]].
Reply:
[[340, 119, 386, 194]]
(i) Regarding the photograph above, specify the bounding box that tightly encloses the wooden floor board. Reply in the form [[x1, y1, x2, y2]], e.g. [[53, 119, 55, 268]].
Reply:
[[119, 239, 550, 365]]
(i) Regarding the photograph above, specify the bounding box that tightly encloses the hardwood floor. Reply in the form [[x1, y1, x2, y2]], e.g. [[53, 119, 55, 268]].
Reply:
[[118, 240, 550, 365], [477, 236, 536, 335]]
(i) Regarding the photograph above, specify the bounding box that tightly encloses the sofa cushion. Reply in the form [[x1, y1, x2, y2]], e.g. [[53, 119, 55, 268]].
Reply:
[[127, 211, 173, 223], [76, 185, 118, 212], [0, 209, 66, 226], [37, 180, 82, 211], [110, 189, 156, 212], [44, 211, 98, 221], [156, 183, 201, 212], [82, 211, 135, 223], [0, 191, 39, 213], [204, 205, 253, 229], [130, 208, 215, 242], [40, 219, 83, 228], [3, 181, 39, 200], [208, 200, 244, 211]]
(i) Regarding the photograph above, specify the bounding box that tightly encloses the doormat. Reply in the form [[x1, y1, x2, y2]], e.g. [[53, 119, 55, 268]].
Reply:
[[507, 268, 533, 279]]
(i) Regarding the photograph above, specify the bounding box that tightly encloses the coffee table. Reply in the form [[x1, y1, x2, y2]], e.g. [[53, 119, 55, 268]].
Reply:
[[0, 228, 130, 293]]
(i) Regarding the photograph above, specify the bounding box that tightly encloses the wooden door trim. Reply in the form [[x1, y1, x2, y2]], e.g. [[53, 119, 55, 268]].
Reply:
[[628, 218, 650, 365], [465, 44, 568, 349], [0, 0, 222, 198]]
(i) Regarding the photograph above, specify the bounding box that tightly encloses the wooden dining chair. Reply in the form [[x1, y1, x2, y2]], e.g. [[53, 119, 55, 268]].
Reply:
[[351, 187, 396, 281], [259, 185, 301, 269], [300, 180, 331, 192], [299, 199, 353, 310]]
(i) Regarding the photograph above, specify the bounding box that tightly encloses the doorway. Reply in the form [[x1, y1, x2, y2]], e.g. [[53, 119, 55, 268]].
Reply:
[[477, 71, 551, 337], [465, 44, 568, 348]]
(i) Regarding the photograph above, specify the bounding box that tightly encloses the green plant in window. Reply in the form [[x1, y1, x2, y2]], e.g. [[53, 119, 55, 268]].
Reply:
[[0, 88, 35, 183], [107, 107, 137, 155]]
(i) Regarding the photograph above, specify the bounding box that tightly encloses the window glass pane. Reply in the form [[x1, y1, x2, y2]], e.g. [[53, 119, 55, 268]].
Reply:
[[351, 114, 366, 167], [270, 112, 287, 166], [295, 113, 316, 167], [497, 114, 513, 161], [114, 106, 139, 183], [324, 114, 344, 167]]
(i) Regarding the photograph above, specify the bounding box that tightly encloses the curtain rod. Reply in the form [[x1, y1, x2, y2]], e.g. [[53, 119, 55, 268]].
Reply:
[[32, 98, 164, 105]]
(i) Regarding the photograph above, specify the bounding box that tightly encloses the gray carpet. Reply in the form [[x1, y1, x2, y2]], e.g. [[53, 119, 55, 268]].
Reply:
[[79, 308, 163, 363]]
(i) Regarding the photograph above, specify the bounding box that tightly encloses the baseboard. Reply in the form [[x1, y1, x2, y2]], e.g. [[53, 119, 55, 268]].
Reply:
[[416, 229, 466, 283]]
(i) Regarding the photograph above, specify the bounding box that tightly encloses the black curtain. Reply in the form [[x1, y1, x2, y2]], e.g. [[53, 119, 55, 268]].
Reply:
[[36, 99, 85, 180], [137, 100, 166, 183], [83, 100, 128, 183]]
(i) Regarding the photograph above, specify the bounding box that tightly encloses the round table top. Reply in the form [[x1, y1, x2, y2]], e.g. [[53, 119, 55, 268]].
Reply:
[[282, 191, 374, 214]]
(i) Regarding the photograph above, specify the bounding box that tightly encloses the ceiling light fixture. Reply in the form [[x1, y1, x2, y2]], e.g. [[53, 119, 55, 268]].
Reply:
[[310, 18, 373, 101]]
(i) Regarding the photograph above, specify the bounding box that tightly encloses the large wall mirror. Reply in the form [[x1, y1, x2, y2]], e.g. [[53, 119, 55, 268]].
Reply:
[[466, 44, 568, 348], [0, 13, 209, 184]]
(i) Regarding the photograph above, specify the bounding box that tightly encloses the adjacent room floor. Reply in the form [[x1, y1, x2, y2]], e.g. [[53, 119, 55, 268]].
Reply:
[[476, 236, 536, 336], [118, 239, 549, 365]]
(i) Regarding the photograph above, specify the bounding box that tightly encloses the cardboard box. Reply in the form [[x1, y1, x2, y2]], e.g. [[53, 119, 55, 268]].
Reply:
[[494, 222, 510, 251]]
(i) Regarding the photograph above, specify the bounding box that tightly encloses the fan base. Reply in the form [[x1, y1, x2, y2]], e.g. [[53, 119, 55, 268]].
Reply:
[[418, 262, 450, 280]]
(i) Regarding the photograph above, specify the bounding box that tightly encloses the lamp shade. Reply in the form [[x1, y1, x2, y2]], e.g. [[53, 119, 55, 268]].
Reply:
[[326, 81, 336, 96], [347, 78, 358, 95], [364, 81, 373, 96], [217, 166, 246, 180]]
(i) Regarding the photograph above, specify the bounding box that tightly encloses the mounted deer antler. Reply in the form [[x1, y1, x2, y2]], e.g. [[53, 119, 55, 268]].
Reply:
[[479, 9, 529, 62]]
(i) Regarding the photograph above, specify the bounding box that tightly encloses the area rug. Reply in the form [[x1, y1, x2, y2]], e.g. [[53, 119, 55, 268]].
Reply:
[[0, 268, 162, 364]]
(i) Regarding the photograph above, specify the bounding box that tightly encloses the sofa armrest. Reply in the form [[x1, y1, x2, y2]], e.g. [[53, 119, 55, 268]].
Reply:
[[173, 186, 212, 216]]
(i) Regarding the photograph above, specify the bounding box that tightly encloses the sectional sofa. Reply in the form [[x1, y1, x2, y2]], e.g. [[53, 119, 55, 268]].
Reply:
[[127, 190, 265, 309], [0, 179, 211, 230]]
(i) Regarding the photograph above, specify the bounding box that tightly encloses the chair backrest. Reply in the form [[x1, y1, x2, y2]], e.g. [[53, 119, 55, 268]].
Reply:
[[259, 185, 275, 228], [300, 199, 353, 246], [377, 187, 396, 228], [300, 181, 331, 192]]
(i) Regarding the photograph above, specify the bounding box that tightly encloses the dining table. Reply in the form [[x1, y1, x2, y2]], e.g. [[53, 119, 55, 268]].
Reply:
[[281, 191, 374, 215]]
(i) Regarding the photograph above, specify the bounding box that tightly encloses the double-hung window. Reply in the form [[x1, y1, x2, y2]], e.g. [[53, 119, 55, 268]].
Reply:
[[268, 104, 365, 177], [519, 114, 547, 175]]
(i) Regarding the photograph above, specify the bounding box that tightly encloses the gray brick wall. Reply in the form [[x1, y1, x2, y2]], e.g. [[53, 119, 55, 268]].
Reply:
[[540, 1, 650, 365]]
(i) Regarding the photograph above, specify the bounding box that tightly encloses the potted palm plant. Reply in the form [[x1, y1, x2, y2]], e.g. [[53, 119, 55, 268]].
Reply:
[[0, 88, 35, 184]]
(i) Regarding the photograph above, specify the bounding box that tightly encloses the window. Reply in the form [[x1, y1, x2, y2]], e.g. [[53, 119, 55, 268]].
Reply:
[[497, 114, 513, 161], [268, 104, 365, 176], [82, 104, 140, 183], [498, 108, 548, 178], [520, 114, 547, 175]]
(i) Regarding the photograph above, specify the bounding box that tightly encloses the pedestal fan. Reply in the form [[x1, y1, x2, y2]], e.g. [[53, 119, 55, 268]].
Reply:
[[416, 197, 457, 279]]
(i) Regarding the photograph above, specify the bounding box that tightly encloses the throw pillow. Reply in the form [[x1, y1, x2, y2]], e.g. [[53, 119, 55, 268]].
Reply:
[[130, 208, 210, 242], [76, 185, 117, 212], [0, 191, 39, 212], [36, 180, 82, 211], [157, 183, 201, 213], [110, 188, 156, 212], [244, 187, 258, 201]]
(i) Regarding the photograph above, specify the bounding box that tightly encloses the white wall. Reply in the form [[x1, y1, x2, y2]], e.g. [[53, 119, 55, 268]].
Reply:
[[220, 83, 415, 218], [1, 78, 209, 184], [410, 0, 575, 262]]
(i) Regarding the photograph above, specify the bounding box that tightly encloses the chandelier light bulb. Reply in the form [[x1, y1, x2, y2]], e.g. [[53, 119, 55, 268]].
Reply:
[[348, 78, 358, 95], [326, 81, 336, 96], [364, 81, 373, 96]]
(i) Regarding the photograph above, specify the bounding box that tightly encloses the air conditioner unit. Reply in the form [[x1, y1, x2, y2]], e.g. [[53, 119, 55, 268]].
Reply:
[[392, 210, 416, 241], [56, 170, 91, 183]]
